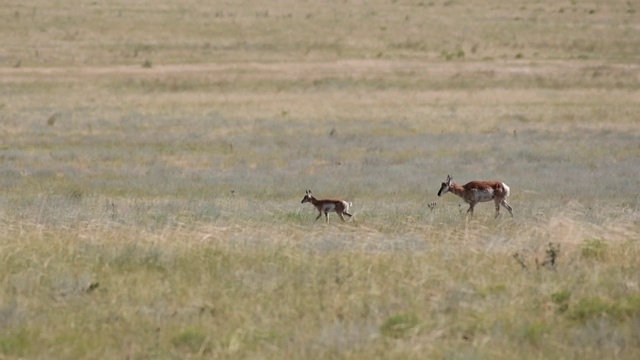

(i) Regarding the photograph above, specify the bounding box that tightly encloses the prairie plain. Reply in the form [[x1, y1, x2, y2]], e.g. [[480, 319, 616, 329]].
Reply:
[[1, 0, 640, 359]]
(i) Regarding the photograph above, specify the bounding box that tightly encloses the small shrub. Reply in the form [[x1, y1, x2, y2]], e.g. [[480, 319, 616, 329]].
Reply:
[[513, 252, 528, 269], [538, 242, 559, 269], [625, 294, 640, 318], [47, 114, 57, 126], [442, 49, 465, 61], [142, 60, 153, 68], [66, 187, 84, 201], [380, 313, 418, 338], [521, 322, 548, 345], [551, 290, 571, 313]]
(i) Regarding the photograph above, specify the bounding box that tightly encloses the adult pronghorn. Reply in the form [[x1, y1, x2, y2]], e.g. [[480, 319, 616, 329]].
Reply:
[[301, 190, 353, 223], [437, 175, 514, 218]]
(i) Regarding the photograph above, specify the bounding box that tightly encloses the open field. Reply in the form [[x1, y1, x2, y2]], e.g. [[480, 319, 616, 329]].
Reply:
[[1, 0, 640, 358]]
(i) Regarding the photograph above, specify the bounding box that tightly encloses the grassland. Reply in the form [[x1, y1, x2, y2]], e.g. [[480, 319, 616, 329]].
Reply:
[[1, 0, 640, 359]]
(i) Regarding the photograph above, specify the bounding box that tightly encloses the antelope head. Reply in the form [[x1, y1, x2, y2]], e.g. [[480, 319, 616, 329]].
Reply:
[[438, 175, 453, 197]]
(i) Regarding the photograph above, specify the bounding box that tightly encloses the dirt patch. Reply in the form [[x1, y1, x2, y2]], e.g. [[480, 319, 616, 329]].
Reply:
[[3, 59, 636, 83]]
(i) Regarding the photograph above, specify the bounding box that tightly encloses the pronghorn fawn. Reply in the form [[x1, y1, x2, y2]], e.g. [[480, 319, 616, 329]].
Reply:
[[301, 190, 353, 223], [437, 175, 514, 218]]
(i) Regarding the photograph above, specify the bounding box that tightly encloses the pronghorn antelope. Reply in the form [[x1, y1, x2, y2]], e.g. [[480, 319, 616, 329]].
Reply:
[[301, 190, 353, 223], [437, 175, 513, 218]]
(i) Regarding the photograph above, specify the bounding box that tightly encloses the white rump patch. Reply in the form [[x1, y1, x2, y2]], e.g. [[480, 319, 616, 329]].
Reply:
[[502, 183, 511, 197]]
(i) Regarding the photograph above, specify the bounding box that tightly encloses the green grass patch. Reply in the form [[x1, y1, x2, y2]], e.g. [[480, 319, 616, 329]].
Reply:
[[581, 238, 608, 261], [0, 329, 34, 357], [567, 295, 640, 323], [171, 328, 211, 355], [551, 290, 571, 313], [380, 313, 419, 339]]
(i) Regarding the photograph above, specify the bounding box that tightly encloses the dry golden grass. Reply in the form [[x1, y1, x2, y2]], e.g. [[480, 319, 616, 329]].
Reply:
[[1, 0, 640, 358]]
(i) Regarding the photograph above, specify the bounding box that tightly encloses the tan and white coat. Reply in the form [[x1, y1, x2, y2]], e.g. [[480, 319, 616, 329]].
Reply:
[[301, 190, 353, 222], [437, 175, 514, 218]]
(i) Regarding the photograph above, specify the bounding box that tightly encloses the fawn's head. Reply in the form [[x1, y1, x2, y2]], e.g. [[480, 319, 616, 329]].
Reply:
[[301, 190, 314, 204]]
